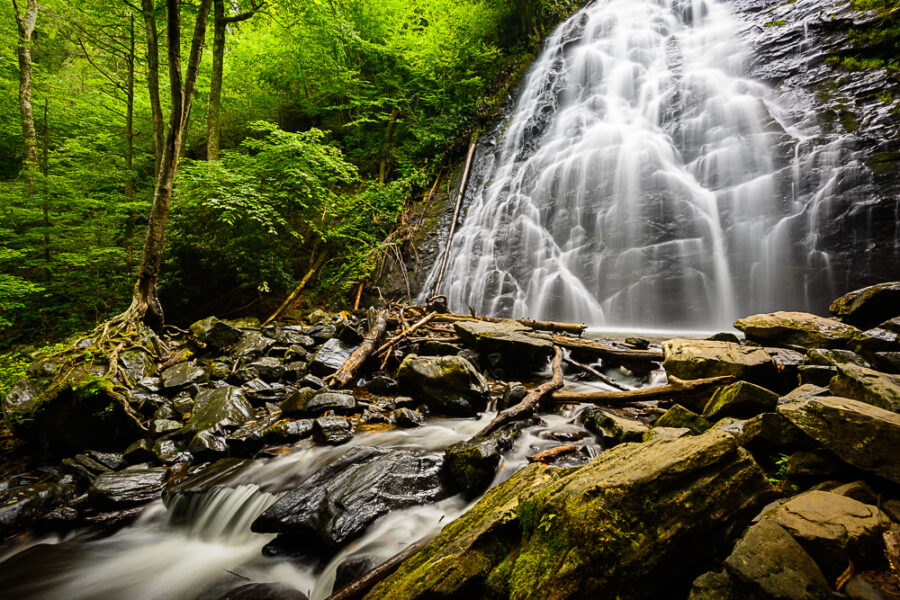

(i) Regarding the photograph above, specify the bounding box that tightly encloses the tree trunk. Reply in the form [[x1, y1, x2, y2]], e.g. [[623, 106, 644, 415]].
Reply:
[[141, 0, 164, 175], [13, 0, 39, 175], [125, 13, 135, 199], [128, 0, 212, 329], [207, 0, 225, 160]]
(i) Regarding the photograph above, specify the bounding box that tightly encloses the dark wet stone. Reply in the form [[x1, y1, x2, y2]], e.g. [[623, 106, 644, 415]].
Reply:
[[300, 374, 327, 390], [798, 365, 838, 387], [419, 340, 462, 356], [154, 403, 176, 420], [445, 423, 522, 498], [263, 419, 314, 445], [309, 338, 358, 377], [367, 375, 398, 394], [183, 386, 254, 435], [582, 407, 649, 445], [120, 349, 157, 382], [172, 392, 194, 415], [190, 317, 243, 350], [161, 361, 207, 390], [89, 467, 168, 508], [268, 325, 316, 348], [153, 438, 191, 464], [248, 357, 286, 382], [232, 331, 275, 358], [313, 416, 353, 445], [252, 446, 450, 554], [85, 450, 127, 471], [830, 282, 900, 330], [283, 361, 307, 382], [703, 381, 779, 420], [453, 320, 553, 372], [397, 354, 488, 417], [336, 321, 364, 344], [165, 458, 254, 496], [0, 482, 77, 537], [226, 419, 273, 457], [334, 556, 378, 592], [394, 407, 425, 428], [150, 419, 183, 435], [187, 430, 228, 461], [243, 380, 291, 405], [282, 390, 356, 417], [123, 439, 156, 464], [219, 583, 308, 600], [500, 382, 528, 410]]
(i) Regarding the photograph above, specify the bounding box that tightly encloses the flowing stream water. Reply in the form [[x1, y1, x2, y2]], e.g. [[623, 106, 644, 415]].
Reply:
[[422, 0, 850, 329]]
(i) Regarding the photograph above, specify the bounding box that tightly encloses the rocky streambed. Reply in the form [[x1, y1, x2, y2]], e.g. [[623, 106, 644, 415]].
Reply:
[[1, 283, 900, 599]]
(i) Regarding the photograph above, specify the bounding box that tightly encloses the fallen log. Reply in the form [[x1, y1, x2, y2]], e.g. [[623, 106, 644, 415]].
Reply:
[[551, 335, 663, 361], [325, 535, 432, 600], [479, 345, 564, 437], [563, 356, 628, 391], [550, 375, 735, 405], [527, 444, 578, 464], [326, 310, 388, 388], [432, 313, 587, 335]]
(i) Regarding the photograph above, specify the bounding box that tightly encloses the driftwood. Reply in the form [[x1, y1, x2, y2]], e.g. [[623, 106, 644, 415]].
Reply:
[[432, 313, 587, 336], [563, 356, 628, 391], [375, 311, 437, 356], [551, 375, 735, 405], [326, 310, 389, 388], [325, 535, 432, 600], [551, 335, 663, 361], [527, 444, 578, 464], [480, 346, 564, 437]]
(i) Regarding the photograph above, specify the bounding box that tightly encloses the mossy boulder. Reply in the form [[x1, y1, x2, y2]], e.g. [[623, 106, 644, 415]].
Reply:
[[582, 407, 649, 445], [452, 320, 553, 372], [655, 404, 710, 435], [736, 412, 813, 466], [703, 381, 779, 421], [397, 354, 487, 417], [829, 363, 900, 413], [189, 316, 242, 350], [662, 339, 775, 386], [777, 394, 900, 484], [183, 385, 253, 436], [445, 423, 522, 497], [281, 389, 356, 417], [829, 281, 900, 329], [734, 311, 860, 349], [806, 348, 871, 369], [364, 430, 775, 600]]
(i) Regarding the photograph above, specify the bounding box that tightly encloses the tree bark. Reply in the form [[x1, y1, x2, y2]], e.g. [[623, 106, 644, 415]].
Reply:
[[128, 0, 212, 329], [125, 13, 135, 199], [327, 310, 388, 388], [431, 313, 587, 335], [141, 0, 164, 175], [12, 0, 40, 175], [550, 335, 663, 362]]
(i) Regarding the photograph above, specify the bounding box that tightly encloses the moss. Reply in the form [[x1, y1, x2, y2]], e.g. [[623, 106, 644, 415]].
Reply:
[[764, 19, 786, 27], [839, 109, 860, 132], [866, 151, 900, 174]]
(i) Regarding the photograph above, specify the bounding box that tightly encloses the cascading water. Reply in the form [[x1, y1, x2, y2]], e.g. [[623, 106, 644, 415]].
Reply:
[[422, 0, 850, 329]]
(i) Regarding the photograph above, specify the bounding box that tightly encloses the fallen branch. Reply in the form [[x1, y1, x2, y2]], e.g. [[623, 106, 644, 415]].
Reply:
[[480, 345, 564, 437], [432, 313, 587, 336], [263, 252, 327, 326], [375, 311, 437, 356], [326, 535, 433, 600], [527, 444, 578, 464], [563, 356, 628, 391], [551, 335, 663, 361], [551, 375, 735, 405], [326, 310, 389, 388]]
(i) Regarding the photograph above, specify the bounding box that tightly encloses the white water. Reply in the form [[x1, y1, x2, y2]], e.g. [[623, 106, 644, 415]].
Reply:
[[423, 0, 841, 329]]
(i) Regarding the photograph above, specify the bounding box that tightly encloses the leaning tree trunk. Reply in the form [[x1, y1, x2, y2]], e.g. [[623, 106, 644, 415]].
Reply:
[[126, 0, 212, 330], [207, 0, 225, 160], [13, 0, 40, 175], [141, 0, 164, 175]]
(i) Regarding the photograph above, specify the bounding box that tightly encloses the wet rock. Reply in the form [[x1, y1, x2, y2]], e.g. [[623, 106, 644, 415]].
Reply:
[[282, 390, 356, 418], [364, 430, 774, 600], [336, 321, 364, 345], [723, 519, 831, 600], [829, 363, 900, 413], [707, 332, 741, 344], [190, 317, 243, 350], [873, 352, 900, 373], [366, 375, 398, 394], [643, 426, 691, 441], [844, 572, 900, 600], [120, 349, 157, 382], [0, 482, 77, 537], [853, 326, 900, 357], [282, 361, 307, 382], [394, 407, 425, 428], [172, 392, 194, 415], [655, 404, 710, 435], [161, 361, 207, 390], [453, 319, 553, 371], [397, 354, 488, 417], [219, 583, 308, 600], [300, 374, 327, 390], [85, 450, 127, 471], [419, 340, 462, 356], [266, 325, 316, 348], [308, 338, 357, 377], [687, 570, 738, 600], [153, 403, 176, 420], [334, 556, 377, 591], [252, 446, 450, 555], [830, 282, 900, 329], [313, 416, 353, 445], [764, 346, 807, 390], [703, 381, 779, 421], [243, 380, 291, 405], [662, 339, 775, 385], [307, 323, 337, 343], [499, 382, 528, 410], [735, 311, 861, 349], [123, 439, 156, 464], [89, 467, 168, 508], [808, 348, 872, 369], [187, 430, 228, 461], [183, 386, 253, 435], [763, 491, 892, 580], [582, 407, 649, 444], [306, 309, 331, 325], [150, 419, 182, 435], [782, 383, 830, 402], [778, 394, 900, 484], [712, 417, 748, 437], [262, 419, 314, 445], [826, 480, 879, 506], [247, 357, 286, 382], [798, 365, 838, 387], [232, 331, 275, 358], [153, 438, 190, 464], [445, 423, 522, 497], [165, 458, 253, 496], [737, 412, 813, 465], [225, 419, 273, 456]]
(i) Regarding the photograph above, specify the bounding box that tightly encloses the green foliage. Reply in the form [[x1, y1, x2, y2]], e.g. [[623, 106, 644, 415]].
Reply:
[[764, 20, 786, 27]]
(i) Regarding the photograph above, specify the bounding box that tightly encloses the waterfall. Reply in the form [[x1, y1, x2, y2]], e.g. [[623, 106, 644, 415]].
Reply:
[[423, 0, 841, 329]]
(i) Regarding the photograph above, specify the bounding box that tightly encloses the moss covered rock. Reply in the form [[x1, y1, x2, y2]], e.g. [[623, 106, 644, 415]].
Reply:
[[829, 281, 900, 330], [829, 363, 900, 413], [582, 407, 649, 445], [452, 319, 553, 372], [734, 311, 860, 349], [655, 404, 710, 435], [662, 339, 775, 386], [445, 423, 522, 497], [703, 381, 779, 421], [364, 430, 775, 600], [397, 354, 487, 416]]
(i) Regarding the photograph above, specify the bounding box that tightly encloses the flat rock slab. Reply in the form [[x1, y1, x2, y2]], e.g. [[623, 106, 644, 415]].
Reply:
[[252, 445, 449, 554], [365, 430, 774, 600], [89, 467, 169, 508], [161, 361, 207, 390], [183, 386, 254, 435], [829, 363, 900, 413], [703, 381, 779, 421], [308, 338, 357, 377], [662, 339, 774, 384], [734, 311, 860, 349], [778, 394, 900, 484], [830, 281, 900, 329], [452, 320, 553, 366]]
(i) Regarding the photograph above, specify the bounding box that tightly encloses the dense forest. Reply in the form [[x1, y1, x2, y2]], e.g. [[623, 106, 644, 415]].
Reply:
[[0, 0, 577, 355]]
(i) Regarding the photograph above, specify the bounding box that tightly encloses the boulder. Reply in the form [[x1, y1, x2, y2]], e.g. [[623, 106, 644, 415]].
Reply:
[[764, 491, 892, 579], [123, 439, 156, 464], [313, 416, 353, 445], [89, 467, 168, 509], [687, 571, 738, 600], [778, 394, 900, 484], [364, 430, 775, 600], [445, 423, 521, 497], [703, 381, 779, 421], [183, 386, 253, 435], [161, 361, 207, 390], [119, 349, 157, 382], [807, 348, 872, 369], [662, 339, 775, 385], [263, 419, 314, 445], [282, 389, 356, 417], [734, 311, 860, 349], [582, 407, 649, 444], [723, 519, 831, 600], [397, 354, 487, 417], [224, 419, 271, 456], [798, 365, 838, 387], [164, 458, 253, 497], [187, 430, 229, 461], [232, 331, 275, 358], [452, 320, 554, 371], [252, 446, 450, 555], [394, 407, 425, 428], [736, 412, 813, 465], [189, 317, 242, 350], [0, 482, 77, 538], [643, 426, 691, 441], [499, 382, 528, 410], [655, 404, 710, 435], [308, 338, 357, 377], [153, 438, 190, 464], [247, 357, 286, 382], [219, 583, 308, 600], [829, 363, 900, 413], [829, 282, 900, 329]]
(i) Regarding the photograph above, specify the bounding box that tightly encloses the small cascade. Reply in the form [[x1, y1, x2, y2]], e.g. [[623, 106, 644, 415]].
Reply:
[[421, 0, 864, 329]]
